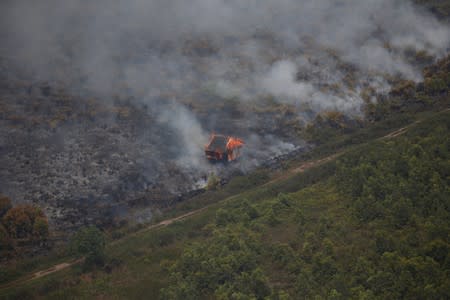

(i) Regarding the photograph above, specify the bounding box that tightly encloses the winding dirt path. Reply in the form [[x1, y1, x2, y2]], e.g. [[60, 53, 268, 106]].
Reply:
[[32, 260, 83, 279], [110, 207, 208, 246], [0, 258, 84, 290]]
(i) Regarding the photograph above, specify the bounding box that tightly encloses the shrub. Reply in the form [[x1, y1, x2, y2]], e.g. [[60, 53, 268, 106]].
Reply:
[[3, 206, 33, 239], [70, 226, 106, 269], [2, 205, 47, 239]]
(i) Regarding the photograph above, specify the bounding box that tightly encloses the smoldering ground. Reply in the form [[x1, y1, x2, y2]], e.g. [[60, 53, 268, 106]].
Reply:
[[0, 0, 449, 228]]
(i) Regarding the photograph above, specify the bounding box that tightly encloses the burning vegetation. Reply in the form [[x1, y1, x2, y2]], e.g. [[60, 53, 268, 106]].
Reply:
[[204, 134, 244, 163]]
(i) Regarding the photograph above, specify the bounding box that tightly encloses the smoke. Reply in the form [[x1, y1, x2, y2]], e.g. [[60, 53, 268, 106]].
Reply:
[[1, 0, 449, 211], [261, 60, 316, 103], [1, 1, 449, 102], [259, 60, 363, 112], [157, 102, 209, 170]]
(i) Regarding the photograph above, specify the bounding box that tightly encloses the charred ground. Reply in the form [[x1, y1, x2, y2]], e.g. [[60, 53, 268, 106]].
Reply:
[[0, 77, 307, 231]]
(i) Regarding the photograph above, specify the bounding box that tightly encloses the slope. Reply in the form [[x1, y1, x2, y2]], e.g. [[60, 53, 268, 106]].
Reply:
[[1, 108, 448, 299]]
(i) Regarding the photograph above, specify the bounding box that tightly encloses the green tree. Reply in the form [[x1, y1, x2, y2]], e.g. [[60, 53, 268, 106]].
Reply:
[[70, 226, 106, 268], [215, 268, 271, 299], [215, 208, 235, 226], [161, 226, 268, 299], [240, 199, 259, 221], [424, 239, 449, 265]]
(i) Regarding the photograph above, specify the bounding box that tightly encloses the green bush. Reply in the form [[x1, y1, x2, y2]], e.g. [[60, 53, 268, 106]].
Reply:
[[70, 226, 106, 269]]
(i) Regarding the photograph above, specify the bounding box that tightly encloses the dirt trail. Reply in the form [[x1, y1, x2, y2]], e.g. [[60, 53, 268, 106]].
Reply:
[[382, 126, 409, 138], [1, 114, 442, 291], [381, 108, 449, 140], [260, 152, 344, 188], [0, 258, 84, 290], [292, 152, 342, 174], [32, 258, 86, 280], [0, 209, 209, 290], [110, 207, 208, 246]]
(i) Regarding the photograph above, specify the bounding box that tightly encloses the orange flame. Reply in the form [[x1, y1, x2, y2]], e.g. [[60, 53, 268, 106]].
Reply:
[[226, 137, 244, 150], [226, 136, 244, 161]]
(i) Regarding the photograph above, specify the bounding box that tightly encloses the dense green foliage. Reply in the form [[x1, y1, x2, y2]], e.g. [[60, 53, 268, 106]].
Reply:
[[333, 114, 450, 298], [161, 226, 271, 299], [337, 117, 450, 224]]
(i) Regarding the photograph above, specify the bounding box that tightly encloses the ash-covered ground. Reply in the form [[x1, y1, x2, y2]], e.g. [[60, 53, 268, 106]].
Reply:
[[1, 0, 449, 231], [0, 76, 306, 230]]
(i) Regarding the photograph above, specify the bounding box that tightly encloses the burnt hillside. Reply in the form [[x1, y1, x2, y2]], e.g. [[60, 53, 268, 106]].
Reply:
[[0, 0, 449, 231]]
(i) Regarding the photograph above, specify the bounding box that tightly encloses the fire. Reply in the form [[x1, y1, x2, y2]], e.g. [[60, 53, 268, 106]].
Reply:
[[204, 134, 244, 162], [226, 137, 244, 150]]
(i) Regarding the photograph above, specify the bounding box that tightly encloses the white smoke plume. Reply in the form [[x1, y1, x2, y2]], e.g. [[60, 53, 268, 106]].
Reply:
[[1, 0, 448, 109], [1, 0, 449, 198], [157, 102, 209, 170]]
